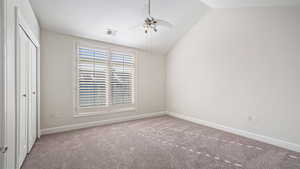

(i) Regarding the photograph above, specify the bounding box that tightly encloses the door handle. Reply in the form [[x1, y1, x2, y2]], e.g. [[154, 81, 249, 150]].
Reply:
[[0, 146, 8, 154]]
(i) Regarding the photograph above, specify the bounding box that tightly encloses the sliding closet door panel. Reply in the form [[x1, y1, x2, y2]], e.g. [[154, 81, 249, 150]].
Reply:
[[17, 27, 29, 168], [27, 40, 37, 152]]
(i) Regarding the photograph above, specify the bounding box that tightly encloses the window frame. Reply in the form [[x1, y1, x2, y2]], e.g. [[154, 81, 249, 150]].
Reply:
[[73, 42, 138, 117]]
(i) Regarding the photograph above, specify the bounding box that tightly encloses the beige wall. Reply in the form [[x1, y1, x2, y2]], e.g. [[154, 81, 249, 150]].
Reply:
[[4, 0, 40, 168], [167, 7, 300, 146], [40, 30, 165, 129]]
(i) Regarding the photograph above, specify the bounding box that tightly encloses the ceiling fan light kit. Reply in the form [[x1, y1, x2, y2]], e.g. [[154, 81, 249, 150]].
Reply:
[[144, 17, 158, 33], [138, 0, 173, 34]]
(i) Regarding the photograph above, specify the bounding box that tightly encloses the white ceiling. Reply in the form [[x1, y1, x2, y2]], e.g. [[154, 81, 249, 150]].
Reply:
[[29, 0, 300, 54], [201, 0, 300, 8], [29, 0, 208, 55]]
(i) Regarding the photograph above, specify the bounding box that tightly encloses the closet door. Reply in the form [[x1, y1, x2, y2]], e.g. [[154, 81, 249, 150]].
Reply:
[[17, 26, 29, 168], [27, 40, 37, 152]]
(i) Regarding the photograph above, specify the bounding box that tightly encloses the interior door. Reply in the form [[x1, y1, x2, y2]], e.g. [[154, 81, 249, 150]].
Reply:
[[27, 40, 37, 152], [17, 26, 29, 168]]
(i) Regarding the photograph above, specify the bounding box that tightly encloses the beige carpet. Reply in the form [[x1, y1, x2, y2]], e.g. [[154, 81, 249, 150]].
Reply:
[[22, 116, 300, 169]]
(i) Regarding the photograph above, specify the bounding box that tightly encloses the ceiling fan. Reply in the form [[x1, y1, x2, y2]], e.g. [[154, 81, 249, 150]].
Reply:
[[132, 0, 173, 34]]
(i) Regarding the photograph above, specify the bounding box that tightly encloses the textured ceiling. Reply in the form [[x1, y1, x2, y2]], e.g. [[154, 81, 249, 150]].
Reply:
[[29, 0, 208, 55]]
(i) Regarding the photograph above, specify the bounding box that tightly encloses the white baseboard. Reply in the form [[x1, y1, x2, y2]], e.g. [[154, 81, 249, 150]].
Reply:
[[167, 112, 300, 153], [41, 111, 166, 135]]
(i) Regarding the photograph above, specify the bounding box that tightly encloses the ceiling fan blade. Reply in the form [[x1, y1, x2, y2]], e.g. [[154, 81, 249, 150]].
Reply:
[[156, 19, 173, 29]]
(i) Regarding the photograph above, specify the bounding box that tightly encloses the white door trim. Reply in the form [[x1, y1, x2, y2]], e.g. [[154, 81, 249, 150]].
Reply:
[[0, 0, 7, 168], [15, 7, 40, 169]]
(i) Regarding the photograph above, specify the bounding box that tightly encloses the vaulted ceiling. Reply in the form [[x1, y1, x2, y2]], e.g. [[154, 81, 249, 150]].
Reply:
[[201, 0, 300, 8], [29, 0, 208, 55], [29, 0, 300, 55]]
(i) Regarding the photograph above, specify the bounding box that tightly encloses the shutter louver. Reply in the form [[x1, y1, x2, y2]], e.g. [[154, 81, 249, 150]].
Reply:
[[78, 47, 109, 107], [111, 51, 135, 105], [77, 45, 136, 112]]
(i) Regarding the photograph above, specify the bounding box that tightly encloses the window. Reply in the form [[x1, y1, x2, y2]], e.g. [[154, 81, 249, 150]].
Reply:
[[75, 45, 136, 116], [78, 47, 109, 108], [111, 51, 135, 105]]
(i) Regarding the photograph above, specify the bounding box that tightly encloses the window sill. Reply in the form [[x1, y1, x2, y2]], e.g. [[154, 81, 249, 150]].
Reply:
[[73, 107, 137, 118]]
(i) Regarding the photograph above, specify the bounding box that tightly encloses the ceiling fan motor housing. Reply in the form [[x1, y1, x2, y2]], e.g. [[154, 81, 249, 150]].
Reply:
[[141, 0, 172, 34]]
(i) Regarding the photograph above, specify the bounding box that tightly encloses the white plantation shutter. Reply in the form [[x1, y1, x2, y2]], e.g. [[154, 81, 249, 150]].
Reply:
[[111, 51, 135, 105], [78, 47, 109, 107], [77, 45, 136, 111]]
